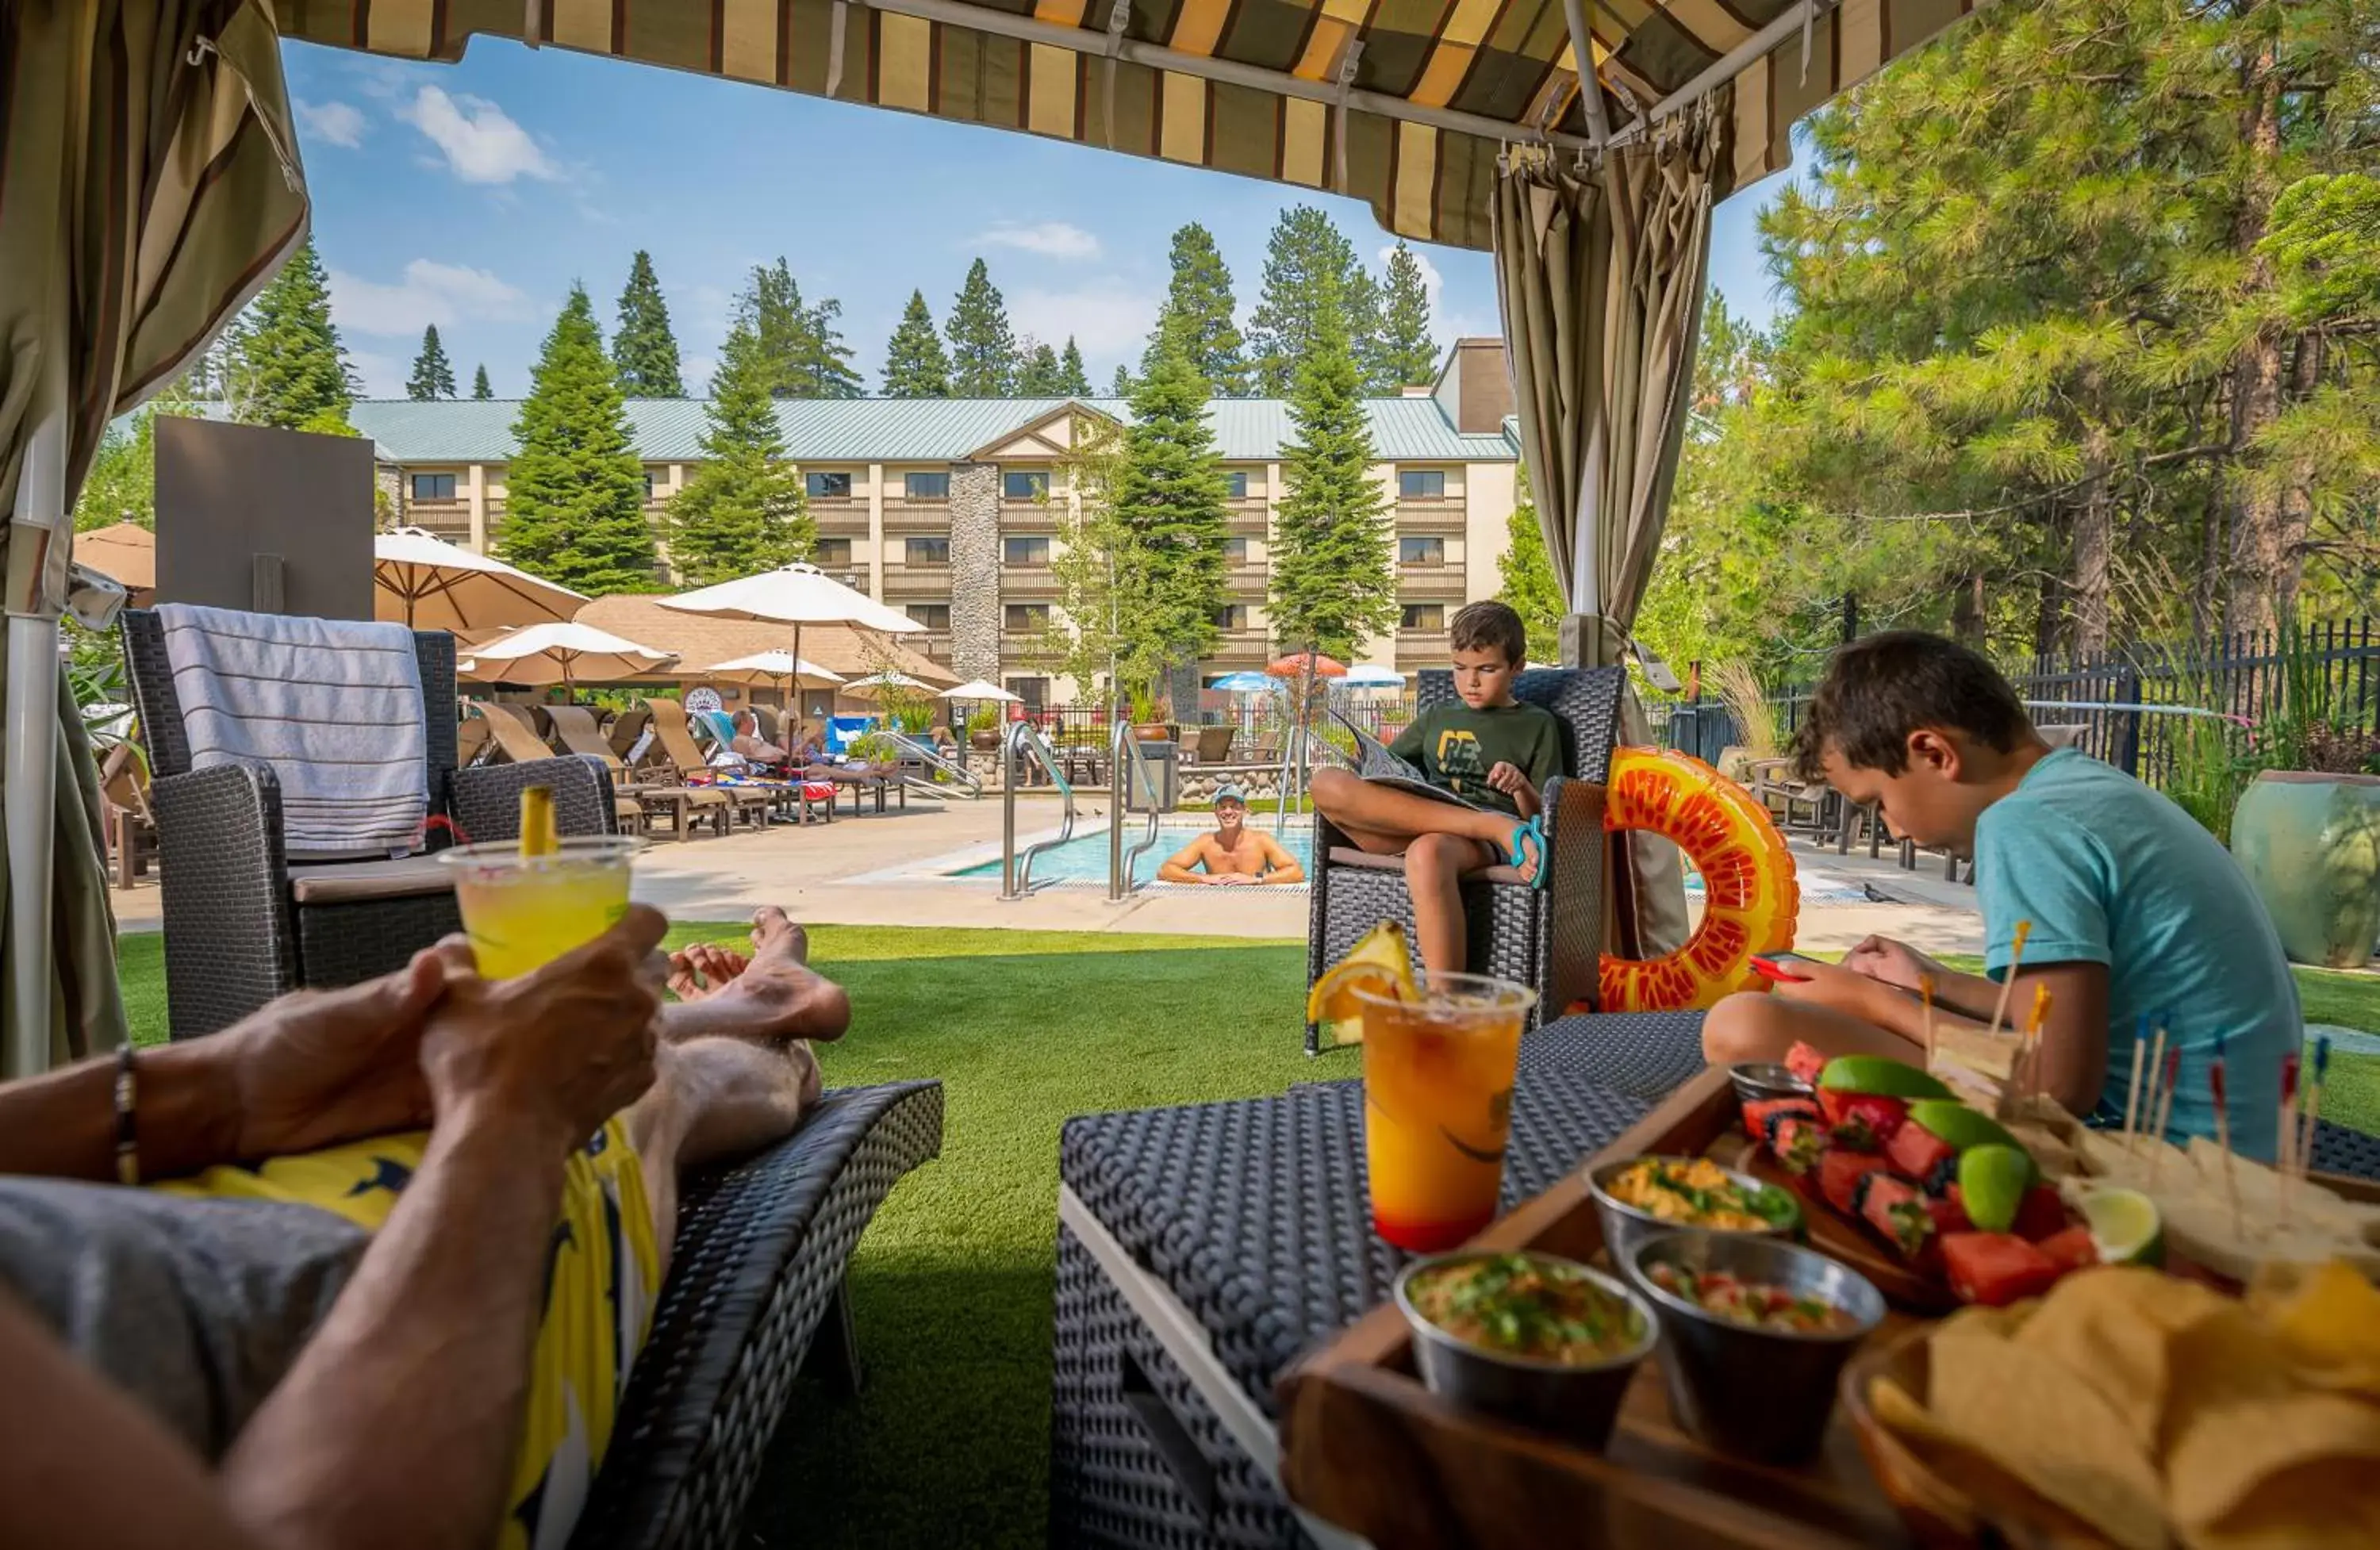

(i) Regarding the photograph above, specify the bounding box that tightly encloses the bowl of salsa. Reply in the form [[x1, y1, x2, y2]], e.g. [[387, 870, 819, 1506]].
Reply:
[[1625, 1231, 1885, 1463], [1394, 1251, 1657, 1449]]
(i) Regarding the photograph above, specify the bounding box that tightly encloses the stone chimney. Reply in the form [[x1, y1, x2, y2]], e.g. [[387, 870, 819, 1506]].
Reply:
[[1431, 337, 1515, 434]]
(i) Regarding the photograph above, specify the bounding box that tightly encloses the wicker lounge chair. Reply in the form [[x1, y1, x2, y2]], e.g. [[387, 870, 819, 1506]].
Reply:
[[1304, 666, 1624, 1054], [645, 699, 778, 831], [120, 608, 617, 1040]]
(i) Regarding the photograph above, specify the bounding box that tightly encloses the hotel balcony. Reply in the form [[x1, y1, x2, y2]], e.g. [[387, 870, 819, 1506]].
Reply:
[[808, 495, 869, 535], [881, 499, 951, 532], [1395, 497, 1467, 535], [1397, 561, 1471, 601], [881, 562, 951, 594], [1000, 497, 1058, 531], [1226, 497, 1270, 536], [403, 498, 472, 545], [1000, 566, 1060, 600]]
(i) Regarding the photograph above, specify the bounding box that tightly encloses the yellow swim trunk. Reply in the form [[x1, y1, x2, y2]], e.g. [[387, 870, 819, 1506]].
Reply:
[[155, 1119, 661, 1550]]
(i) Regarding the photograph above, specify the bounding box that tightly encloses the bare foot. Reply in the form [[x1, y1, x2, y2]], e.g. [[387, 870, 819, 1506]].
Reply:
[[662, 907, 849, 1045]]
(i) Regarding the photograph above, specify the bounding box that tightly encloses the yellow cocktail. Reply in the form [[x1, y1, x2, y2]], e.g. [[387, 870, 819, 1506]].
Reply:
[[1353, 972, 1534, 1252], [438, 836, 639, 979]]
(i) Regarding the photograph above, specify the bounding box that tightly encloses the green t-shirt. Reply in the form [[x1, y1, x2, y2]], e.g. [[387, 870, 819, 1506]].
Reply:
[[1387, 700, 1567, 816]]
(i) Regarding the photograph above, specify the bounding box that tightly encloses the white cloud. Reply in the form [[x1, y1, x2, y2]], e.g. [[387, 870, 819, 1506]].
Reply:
[[397, 85, 559, 185], [347, 351, 405, 399], [328, 259, 535, 337], [1007, 276, 1154, 366], [974, 221, 1102, 261], [295, 100, 367, 149], [1380, 244, 1445, 309]]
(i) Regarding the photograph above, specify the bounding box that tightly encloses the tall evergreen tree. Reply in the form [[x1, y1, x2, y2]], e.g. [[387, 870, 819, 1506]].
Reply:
[[1144, 222, 1250, 394], [667, 314, 812, 585], [946, 259, 1018, 395], [471, 363, 493, 399], [795, 297, 864, 397], [1269, 295, 1395, 657], [228, 238, 355, 431], [496, 284, 657, 595], [1115, 333, 1233, 685], [1110, 363, 1135, 397], [1372, 243, 1439, 389], [1246, 206, 1378, 397], [407, 324, 457, 401], [1058, 338, 1093, 397], [1015, 340, 1065, 395], [741, 259, 862, 397], [881, 290, 952, 397], [611, 250, 686, 396], [1496, 474, 1564, 664]]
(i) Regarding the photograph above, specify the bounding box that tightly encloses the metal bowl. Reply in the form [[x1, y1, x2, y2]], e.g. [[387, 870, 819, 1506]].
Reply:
[[1729, 1061, 1814, 1110], [1585, 1154, 1799, 1277], [1394, 1251, 1658, 1451], [1626, 1230, 1886, 1463]]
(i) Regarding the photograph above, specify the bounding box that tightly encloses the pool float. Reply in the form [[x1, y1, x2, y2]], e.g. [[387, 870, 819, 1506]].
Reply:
[[1599, 747, 1799, 1011]]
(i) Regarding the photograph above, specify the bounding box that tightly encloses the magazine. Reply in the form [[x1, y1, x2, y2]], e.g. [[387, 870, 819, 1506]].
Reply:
[[1329, 709, 1493, 814]]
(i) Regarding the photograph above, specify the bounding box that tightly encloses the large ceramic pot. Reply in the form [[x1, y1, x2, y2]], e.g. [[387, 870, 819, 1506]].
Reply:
[[2230, 770, 2380, 969]]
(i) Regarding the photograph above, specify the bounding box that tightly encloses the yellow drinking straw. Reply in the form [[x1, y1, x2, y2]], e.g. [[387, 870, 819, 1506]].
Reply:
[[519, 785, 558, 857]]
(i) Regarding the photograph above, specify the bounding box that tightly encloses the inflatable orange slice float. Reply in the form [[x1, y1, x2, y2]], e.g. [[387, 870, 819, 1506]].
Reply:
[[1599, 747, 1799, 1011]]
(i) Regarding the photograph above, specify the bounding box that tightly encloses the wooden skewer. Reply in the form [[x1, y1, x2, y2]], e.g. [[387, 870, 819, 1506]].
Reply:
[[2209, 1044, 2241, 1242], [2277, 1051, 2301, 1223], [2132, 1025, 2168, 1157], [2146, 1045, 2182, 1186], [2021, 984, 2052, 1111], [1919, 975, 1937, 1075], [2121, 1023, 2148, 1151], [1984, 920, 2033, 1041]]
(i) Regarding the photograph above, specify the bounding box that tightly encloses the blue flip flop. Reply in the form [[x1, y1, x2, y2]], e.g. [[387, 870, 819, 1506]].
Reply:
[[1505, 815, 1550, 890]]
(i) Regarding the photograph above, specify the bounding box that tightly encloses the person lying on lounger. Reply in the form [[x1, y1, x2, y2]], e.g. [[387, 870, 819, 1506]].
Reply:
[[0, 905, 845, 1550], [1157, 785, 1307, 886]]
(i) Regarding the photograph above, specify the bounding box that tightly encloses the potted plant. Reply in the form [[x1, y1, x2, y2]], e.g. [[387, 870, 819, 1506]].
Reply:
[[965, 705, 1001, 750], [1127, 682, 1173, 742], [2232, 719, 2380, 969]]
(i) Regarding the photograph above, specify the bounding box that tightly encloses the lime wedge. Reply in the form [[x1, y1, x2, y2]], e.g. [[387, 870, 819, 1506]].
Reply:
[[2078, 1187, 2164, 1268]]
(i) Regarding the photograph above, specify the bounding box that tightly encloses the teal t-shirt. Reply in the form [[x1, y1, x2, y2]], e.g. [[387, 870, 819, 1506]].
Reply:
[[1973, 748, 2297, 1160]]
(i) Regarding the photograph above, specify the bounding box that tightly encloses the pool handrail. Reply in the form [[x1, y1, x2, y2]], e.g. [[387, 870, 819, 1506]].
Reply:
[[881, 729, 982, 798], [1107, 720, 1166, 901], [1001, 719, 1074, 900]]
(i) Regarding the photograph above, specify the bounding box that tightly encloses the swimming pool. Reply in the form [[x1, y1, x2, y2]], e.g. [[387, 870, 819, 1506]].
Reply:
[[953, 826, 1318, 887]]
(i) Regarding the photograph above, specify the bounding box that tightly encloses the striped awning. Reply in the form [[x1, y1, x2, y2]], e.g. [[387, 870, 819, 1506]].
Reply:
[[280, 0, 1983, 250]]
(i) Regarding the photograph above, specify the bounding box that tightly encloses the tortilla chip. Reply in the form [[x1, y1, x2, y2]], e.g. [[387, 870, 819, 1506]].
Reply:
[[2250, 1259, 2380, 1400], [2013, 1268, 2235, 1456], [1870, 1376, 2115, 1546], [2167, 1392, 2380, 1548], [1932, 1322, 2168, 1550], [2161, 1306, 2297, 1454]]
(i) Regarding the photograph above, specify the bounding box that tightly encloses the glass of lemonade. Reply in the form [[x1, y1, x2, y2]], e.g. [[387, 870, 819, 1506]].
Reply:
[[437, 837, 639, 979], [1353, 971, 1536, 1252]]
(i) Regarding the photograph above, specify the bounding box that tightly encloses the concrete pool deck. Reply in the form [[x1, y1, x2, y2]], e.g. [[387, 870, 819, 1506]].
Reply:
[[113, 789, 1990, 953]]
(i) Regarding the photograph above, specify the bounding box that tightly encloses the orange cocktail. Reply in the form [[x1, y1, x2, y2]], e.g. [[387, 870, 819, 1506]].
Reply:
[[438, 836, 638, 979], [1353, 972, 1535, 1252]]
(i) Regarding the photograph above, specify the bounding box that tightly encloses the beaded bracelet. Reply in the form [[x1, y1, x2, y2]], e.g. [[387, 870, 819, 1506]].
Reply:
[[113, 1044, 139, 1187]]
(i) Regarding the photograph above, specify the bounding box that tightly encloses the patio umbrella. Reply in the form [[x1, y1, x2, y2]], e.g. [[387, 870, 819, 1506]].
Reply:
[[697, 649, 846, 695], [374, 527, 587, 632], [660, 562, 922, 706], [842, 671, 932, 700], [938, 678, 1021, 703], [1209, 672, 1273, 694], [76, 522, 156, 608], [461, 621, 677, 700], [1342, 665, 1407, 689], [4, 0, 309, 1075], [1266, 653, 1347, 680]]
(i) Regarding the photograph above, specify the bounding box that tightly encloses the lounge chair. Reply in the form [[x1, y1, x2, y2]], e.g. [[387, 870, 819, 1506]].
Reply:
[[98, 742, 158, 891], [474, 702, 654, 838], [1304, 666, 1624, 1053], [609, 708, 653, 766], [1191, 725, 1235, 764], [120, 608, 616, 1038], [644, 699, 777, 831], [547, 704, 747, 841]]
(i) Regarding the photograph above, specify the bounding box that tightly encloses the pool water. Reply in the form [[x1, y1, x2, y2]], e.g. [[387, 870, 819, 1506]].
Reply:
[[954, 827, 1318, 886]]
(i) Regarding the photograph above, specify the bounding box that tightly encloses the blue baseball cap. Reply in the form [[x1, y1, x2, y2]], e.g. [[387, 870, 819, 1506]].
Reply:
[[1213, 783, 1250, 808]]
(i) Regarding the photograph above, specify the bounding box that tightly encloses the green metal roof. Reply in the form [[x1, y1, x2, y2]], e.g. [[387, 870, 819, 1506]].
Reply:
[[348, 396, 1518, 466]]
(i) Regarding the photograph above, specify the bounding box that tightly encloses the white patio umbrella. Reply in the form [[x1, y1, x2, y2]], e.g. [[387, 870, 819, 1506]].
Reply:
[[937, 678, 1021, 703], [374, 527, 587, 632], [459, 620, 676, 700], [697, 649, 845, 693], [842, 671, 931, 700], [659, 563, 922, 693]]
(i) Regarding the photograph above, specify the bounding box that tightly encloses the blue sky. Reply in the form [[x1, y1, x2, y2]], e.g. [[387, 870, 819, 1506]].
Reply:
[[282, 37, 1787, 401]]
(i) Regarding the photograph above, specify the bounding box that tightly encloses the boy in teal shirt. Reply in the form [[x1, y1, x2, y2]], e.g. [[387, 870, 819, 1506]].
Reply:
[[1702, 631, 2296, 1157]]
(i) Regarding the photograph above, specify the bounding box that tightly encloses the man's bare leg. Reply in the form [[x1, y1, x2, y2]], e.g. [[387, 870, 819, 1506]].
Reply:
[[1702, 991, 1924, 1068]]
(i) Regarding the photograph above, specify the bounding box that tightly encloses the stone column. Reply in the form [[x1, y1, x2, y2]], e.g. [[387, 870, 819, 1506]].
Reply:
[[376, 465, 405, 530], [948, 460, 1001, 686]]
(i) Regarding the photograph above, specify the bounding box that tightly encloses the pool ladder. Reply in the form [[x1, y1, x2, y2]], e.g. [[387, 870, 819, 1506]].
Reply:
[[1107, 720, 1167, 902], [999, 719, 1075, 900]]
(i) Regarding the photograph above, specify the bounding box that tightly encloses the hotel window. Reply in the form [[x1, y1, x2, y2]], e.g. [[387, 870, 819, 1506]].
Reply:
[[906, 536, 950, 565], [1004, 604, 1050, 632], [1003, 535, 1050, 566], [410, 473, 457, 501], [1007, 676, 1050, 708], [1398, 470, 1447, 499], [904, 471, 950, 499], [908, 604, 950, 631], [812, 538, 852, 566], [1399, 536, 1445, 565], [1223, 470, 1250, 499], [1002, 470, 1050, 501], [806, 471, 853, 499], [1401, 604, 1446, 631], [1211, 604, 1249, 631], [1222, 537, 1250, 562]]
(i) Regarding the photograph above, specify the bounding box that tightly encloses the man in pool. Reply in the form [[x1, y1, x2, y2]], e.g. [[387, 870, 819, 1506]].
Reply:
[[1156, 785, 1307, 887]]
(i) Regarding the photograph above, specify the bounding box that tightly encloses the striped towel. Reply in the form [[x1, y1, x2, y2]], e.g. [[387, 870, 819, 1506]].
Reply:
[[159, 604, 429, 861]]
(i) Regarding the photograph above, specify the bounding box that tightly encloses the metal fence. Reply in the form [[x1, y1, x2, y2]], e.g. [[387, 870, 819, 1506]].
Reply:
[[1655, 620, 2380, 792]]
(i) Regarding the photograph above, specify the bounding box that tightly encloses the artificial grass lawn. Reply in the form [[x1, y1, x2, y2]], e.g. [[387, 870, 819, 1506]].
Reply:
[[110, 928, 2380, 1545]]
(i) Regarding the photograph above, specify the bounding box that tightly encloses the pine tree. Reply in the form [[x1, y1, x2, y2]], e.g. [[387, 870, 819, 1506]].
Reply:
[[496, 284, 657, 595], [667, 314, 812, 585], [1269, 294, 1395, 658], [1144, 222, 1250, 394], [471, 364, 493, 400], [946, 259, 1017, 396], [1496, 474, 1564, 664], [796, 297, 863, 397], [1015, 340, 1065, 396], [407, 324, 457, 401], [1110, 364, 1135, 397], [881, 290, 952, 397], [1246, 206, 1379, 397], [741, 259, 862, 397], [228, 238, 355, 430], [611, 250, 686, 397], [1058, 338, 1093, 397], [1115, 333, 1233, 684], [1372, 243, 1439, 389]]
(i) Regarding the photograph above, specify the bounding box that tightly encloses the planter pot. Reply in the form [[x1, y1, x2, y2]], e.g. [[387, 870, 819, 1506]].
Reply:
[[2230, 770, 2380, 969], [969, 731, 1000, 751], [1134, 723, 1171, 742]]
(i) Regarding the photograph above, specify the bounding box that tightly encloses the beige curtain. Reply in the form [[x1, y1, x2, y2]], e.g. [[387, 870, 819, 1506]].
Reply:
[[1492, 104, 1723, 958], [2, 0, 309, 1072]]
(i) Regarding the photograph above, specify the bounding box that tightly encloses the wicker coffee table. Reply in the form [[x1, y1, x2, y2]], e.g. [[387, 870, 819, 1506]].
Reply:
[[1050, 1012, 1710, 1548]]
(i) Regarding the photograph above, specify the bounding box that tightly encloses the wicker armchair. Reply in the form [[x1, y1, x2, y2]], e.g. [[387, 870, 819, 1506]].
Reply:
[[1304, 666, 1624, 1053], [120, 608, 616, 1040]]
